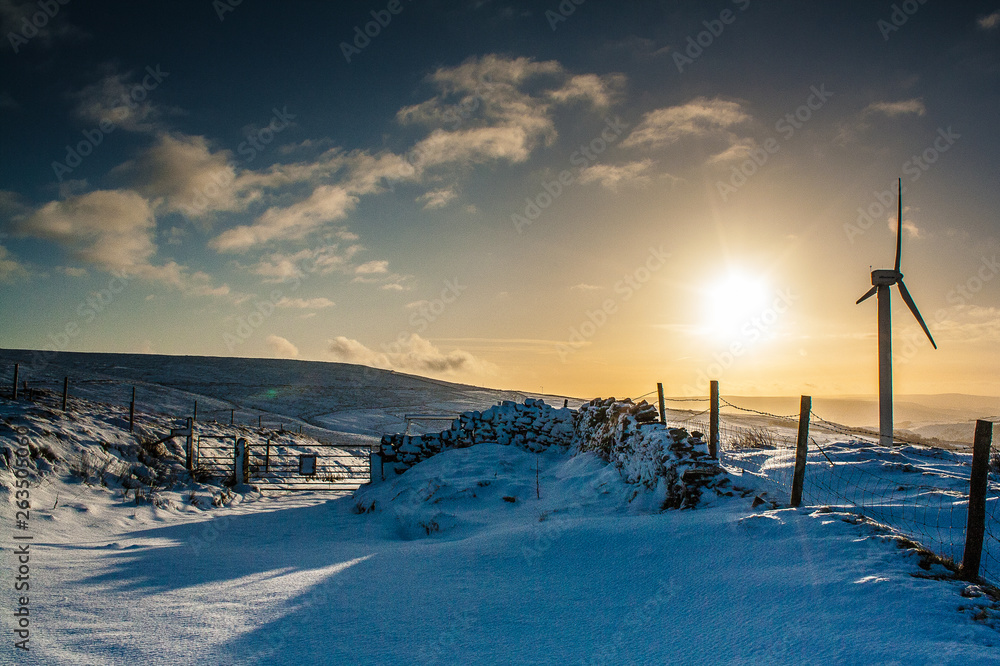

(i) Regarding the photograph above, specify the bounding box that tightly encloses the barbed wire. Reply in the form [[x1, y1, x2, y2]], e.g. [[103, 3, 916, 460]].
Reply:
[[720, 397, 799, 421]]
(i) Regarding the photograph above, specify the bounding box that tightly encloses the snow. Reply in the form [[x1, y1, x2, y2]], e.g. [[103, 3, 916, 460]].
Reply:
[[1, 353, 998, 663]]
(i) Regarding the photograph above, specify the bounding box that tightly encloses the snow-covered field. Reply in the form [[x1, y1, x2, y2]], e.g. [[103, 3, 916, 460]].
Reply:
[[3, 440, 999, 664], [1, 351, 999, 664]]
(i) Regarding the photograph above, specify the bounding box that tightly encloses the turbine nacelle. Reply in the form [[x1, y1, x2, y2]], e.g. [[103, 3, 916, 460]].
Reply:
[[871, 269, 902, 286]]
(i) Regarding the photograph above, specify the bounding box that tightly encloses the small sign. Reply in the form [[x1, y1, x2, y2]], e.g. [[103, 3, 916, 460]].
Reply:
[[299, 453, 318, 475]]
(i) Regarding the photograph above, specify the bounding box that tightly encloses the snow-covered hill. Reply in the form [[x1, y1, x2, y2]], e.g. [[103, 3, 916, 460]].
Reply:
[[1, 351, 998, 663]]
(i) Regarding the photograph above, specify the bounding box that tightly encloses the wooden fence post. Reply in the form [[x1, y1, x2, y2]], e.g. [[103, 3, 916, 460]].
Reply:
[[185, 417, 194, 472], [129, 387, 136, 433], [193, 400, 198, 422], [657, 382, 666, 425], [62, 376, 69, 411], [12, 363, 18, 400], [234, 438, 248, 484], [264, 438, 271, 473], [790, 395, 812, 508], [961, 420, 993, 581], [709, 380, 719, 459], [230, 409, 234, 426]]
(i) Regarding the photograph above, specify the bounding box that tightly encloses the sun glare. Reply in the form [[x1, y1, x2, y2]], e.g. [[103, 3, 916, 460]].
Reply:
[[701, 271, 771, 337]]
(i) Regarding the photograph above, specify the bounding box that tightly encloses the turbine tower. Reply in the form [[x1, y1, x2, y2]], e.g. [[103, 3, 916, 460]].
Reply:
[[856, 179, 937, 446]]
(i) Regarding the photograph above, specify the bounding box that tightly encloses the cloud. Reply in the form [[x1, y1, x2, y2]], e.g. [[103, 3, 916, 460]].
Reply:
[[266, 334, 299, 358], [275, 296, 334, 309], [546, 73, 625, 108], [889, 206, 922, 239], [0, 0, 84, 51], [0, 245, 27, 282], [863, 99, 926, 117], [706, 137, 759, 164], [978, 11, 1000, 30], [211, 185, 357, 252], [355, 260, 389, 275], [623, 97, 751, 149], [73, 68, 167, 133], [15, 190, 156, 271], [417, 187, 458, 209], [397, 55, 622, 169], [326, 333, 494, 376], [111, 133, 243, 218], [577, 159, 654, 191], [249, 244, 363, 283]]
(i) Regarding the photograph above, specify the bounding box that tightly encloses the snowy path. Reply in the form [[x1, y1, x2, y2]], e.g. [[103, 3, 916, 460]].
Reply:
[[4, 444, 999, 665]]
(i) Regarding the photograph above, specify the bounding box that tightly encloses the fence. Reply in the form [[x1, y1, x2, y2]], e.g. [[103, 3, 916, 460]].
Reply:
[[650, 381, 999, 589], [4, 365, 372, 493]]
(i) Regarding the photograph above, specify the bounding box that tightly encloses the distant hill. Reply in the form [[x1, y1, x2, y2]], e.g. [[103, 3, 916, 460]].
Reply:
[[0, 349, 581, 442]]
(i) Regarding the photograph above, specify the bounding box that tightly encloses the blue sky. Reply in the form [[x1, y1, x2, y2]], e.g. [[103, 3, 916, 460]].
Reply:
[[2, 0, 999, 398]]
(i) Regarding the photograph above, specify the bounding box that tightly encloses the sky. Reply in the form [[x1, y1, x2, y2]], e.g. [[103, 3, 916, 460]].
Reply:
[[1, 0, 999, 400]]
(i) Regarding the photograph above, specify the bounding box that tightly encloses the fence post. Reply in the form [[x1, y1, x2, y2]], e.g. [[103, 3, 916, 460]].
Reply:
[[230, 409, 234, 426], [264, 438, 270, 473], [961, 420, 993, 581], [790, 395, 812, 508], [12, 363, 18, 400], [657, 383, 666, 424], [193, 400, 197, 422], [129, 387, 135, 433], [233, 438, 245, 485], [185, 417, 194, 472], [709, 380, 719, 459], [62, 376, 69, 411]]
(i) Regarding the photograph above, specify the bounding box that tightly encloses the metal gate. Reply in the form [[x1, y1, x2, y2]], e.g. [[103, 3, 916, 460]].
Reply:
[[247, 440, 370, 492]]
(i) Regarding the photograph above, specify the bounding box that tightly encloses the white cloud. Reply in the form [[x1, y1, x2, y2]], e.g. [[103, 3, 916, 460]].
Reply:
[[266, 334, 299, 358], [417, 187, 458, 209], [978, 11, 1000, 30], [249, 244, 363, 283], [326, 333, 495, 376], [111, 134, 243, 218], [889, 207, 922, 239], [211, 185, 357, 252], [547, 73, 625, 108], [15, 190, 156, 271], [275, 296, 334, 309], [863, 99, 926, 117], [577, 159, 654, 191], [623, 97, 751, 149], [706, 137, 758, 164], [355, 260, 389, 275], [0, 245, 27, 282], [73, 68, 166, 133]]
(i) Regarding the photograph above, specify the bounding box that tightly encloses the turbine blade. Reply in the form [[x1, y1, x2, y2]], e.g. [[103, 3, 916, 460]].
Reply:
[[897, 280, 937, 349], [856, 286, 877, 304], [894, 178, 902, 273]]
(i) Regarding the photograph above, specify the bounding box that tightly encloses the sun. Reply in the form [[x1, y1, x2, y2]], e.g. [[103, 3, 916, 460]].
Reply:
[[700, 270, 771, 337]]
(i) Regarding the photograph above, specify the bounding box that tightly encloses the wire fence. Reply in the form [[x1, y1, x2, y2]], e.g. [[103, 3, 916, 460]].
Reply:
[[669, 396, 1000, 588]]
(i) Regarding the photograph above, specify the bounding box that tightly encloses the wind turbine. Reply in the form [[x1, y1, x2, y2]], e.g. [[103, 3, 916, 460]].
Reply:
[[856, 179, 937, 446]]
